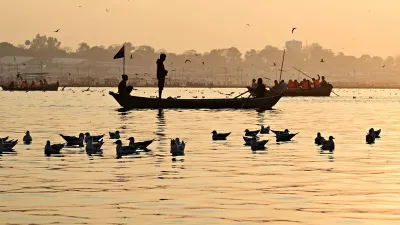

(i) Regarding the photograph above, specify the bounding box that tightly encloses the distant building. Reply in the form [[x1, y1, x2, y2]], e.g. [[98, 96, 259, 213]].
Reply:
[[285, 40, 302, 53]]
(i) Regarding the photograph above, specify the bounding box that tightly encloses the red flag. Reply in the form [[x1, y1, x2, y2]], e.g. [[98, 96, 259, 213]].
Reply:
[[113, 46, 125, 59]]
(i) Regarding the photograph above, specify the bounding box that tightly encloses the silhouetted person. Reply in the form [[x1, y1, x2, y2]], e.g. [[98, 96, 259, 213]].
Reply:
[[118, 74, 133, 96], [251, 79, 257, 90], [43, 79, 48, 85], [255, 78, 266, 98], [294, 79, 299, 88], [156, 53, 168, 99], [39, 80, 43, 86], [320, 76, 328, 86]]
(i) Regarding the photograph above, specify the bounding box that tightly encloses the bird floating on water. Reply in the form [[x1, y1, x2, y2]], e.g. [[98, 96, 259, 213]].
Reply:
[[315, 132, 325, 145], [85, 138, 104, 156], [260, 125, 270, 134], [84, 132, 104, 143], [115, 140, 138, 158], [170, 138, 185, 156], [250, 139, 269, 151], [0, 139, 17, 153], [44, 140, 64, 156], [211, 130, 231, 140], [275, 129, 298, 142], [321, 136, 335, 152], [23, 131, 32, 144], [366, 128, 375, 144], [109, 130, 120, 139], [127, 137, 154, 150], [244, 129, 260, 137]]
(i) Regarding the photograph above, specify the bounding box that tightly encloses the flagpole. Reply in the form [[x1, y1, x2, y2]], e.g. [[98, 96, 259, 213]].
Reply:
[[123, 45, 126, 75]]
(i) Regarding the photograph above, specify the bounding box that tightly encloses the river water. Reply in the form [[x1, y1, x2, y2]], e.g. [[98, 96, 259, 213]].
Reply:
[[0, 88, 400, 225]]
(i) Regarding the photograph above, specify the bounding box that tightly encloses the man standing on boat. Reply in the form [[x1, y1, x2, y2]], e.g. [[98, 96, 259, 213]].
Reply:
[[156, 53, 168, 99]]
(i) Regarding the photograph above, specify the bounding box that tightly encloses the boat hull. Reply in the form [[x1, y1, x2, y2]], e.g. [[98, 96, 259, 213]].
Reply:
[[262, 84, 333, 97], [109, 92, 282, 110], [1, 83, 59, 91]]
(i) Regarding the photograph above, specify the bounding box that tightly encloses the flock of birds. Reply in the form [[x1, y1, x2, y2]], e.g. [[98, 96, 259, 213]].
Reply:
[[0, 127, 382, 158]]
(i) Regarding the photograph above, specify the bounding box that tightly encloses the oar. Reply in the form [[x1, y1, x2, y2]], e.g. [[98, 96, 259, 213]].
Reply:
[[241, 93, 252, 109], [331, 90, 339, 96], [293, 67, 313, 79], [234, 90, 250, 99]]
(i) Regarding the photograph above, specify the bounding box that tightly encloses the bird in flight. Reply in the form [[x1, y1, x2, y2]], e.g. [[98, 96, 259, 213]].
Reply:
[[54, 29, 60, 32], [185, 59, 191, 63], [246, 24, 250, 27], [382, 65, 386, 68], [273, 62, 276, 66], [106, 9, 109, 12], [202, 61, 205, 65], [78, 5, 82, 8], [195, 53, 200, 56], [292, 27, 296, 34], [320, 59, 325, 63]]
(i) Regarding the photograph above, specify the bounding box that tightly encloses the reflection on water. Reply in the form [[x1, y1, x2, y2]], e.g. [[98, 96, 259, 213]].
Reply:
[[0, 88, 400, 224]]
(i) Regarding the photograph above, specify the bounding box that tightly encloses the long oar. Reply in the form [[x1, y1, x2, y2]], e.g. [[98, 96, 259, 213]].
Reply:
[[234, 90, 250, 99], [293, 67, 313, 79], [331, 90, 339, 96], [241, 93, 252, 109]]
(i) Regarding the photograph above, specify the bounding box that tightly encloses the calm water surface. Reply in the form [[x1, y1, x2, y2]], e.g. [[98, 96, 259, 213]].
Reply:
[[1, 88, 400, 225]]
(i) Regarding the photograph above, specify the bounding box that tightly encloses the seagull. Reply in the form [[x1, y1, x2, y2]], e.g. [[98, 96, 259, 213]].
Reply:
[[54, 29, 60, 32], [195, 53, 200, 56], [202, 61, 205, 65], [382, 65, 385, 68], [246, 24, 250, 27], [78, 5, 82, 8], [185, 59, 191, 63], [106, 9, 109, 12], [320, 59, 325, 63], [292, 27, 297, 34], [273, 62, 276, 66]]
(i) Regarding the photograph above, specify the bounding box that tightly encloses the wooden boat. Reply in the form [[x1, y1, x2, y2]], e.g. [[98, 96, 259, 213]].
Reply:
[[109, 91, 282, 110], [250, 84, 333, 97], [1, 83, 59, 91]]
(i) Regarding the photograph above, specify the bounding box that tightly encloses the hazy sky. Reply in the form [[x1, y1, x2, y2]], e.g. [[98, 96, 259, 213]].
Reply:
[[1, 0, 399, 57]]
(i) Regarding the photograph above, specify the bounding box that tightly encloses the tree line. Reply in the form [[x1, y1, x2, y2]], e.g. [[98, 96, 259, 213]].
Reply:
[[1, 33, 399, 77]]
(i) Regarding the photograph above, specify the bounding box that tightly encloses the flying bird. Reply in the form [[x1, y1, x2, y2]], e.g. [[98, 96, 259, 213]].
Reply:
[[106, 9, 109, 12], [382, 65, 386, 68], [78, 5, 82, 8], [202, 61, 205, 65], [54, 29, 60, 32], [273, 62, 276, 66], [292, 27, 296, 34], [246, 24, 250, 27], [185, 59, 191, 63], [195, 53, 200, 56], [320, 59, 325, 63]]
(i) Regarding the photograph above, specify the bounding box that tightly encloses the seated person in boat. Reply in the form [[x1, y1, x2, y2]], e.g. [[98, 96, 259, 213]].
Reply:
[[9, 81, 15, 88], [118, 74, 134, 96], [31, 81, 37, 88], [312, 75, 321, 88], [246, 79, 258, 92], [43, 79, 48, 85], [320, 76, 328, 86], [300, 79, 310, 89], [254, 78, 266, 98], [21, 80, 28, 89], [287, 79, 297, 89], [294, 79, 300, 88], [39, 80, 43, 86], [279, 80, 288, 92]]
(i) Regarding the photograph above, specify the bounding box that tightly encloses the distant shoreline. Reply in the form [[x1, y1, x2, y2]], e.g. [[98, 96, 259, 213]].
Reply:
[[58, 84, 400, 89]]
